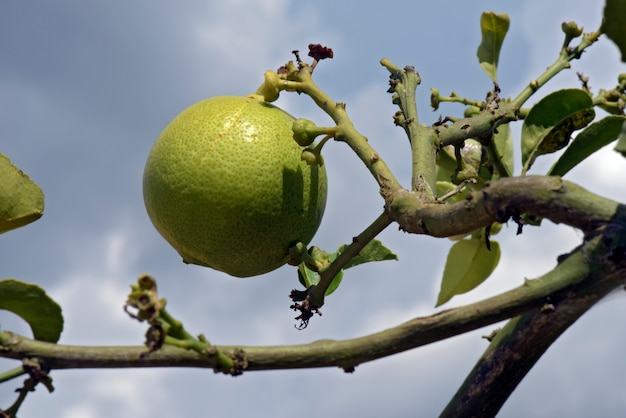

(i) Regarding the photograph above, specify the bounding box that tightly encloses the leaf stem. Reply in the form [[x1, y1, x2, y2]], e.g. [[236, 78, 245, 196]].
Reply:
[[0, 366, 26, 384]]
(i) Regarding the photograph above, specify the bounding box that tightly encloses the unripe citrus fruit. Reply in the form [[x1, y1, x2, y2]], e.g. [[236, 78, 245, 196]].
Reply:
[[143, 96, 327, 277]]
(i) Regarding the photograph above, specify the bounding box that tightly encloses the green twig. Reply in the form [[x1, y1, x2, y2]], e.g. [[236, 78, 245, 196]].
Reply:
[[0, 366, 25, 384], [512, 29, 603, 108], [304, 212, 393, 309], [3, 377, 35, 417], [255, 61, 404, 197], [381, 58, 438, 200]]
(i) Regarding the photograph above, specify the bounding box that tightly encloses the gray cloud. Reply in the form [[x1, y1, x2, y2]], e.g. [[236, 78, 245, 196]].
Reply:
[[1, 1, 625, 417]]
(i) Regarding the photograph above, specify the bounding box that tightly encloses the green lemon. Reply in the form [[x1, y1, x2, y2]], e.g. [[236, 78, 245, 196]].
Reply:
[[143, 96, 327, 277]]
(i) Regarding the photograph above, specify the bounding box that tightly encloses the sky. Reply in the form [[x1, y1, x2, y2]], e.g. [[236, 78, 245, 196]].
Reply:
[[1, 1, 626, 417]]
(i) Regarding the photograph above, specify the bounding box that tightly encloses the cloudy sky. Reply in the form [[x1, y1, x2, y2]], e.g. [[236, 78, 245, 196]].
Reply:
[[1, 1, 626, 417]]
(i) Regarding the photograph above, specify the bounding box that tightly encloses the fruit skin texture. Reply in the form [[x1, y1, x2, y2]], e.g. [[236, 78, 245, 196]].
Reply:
[[143, 96, 327, 277]]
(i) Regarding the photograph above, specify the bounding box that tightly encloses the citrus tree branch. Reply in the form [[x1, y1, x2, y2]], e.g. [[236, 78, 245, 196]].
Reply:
[[380, 58, 438, 200], [2, 229, 625, 373], [386, 176, 619, 237], [511, 28, 603, 108], [434, 28, 603, 152], [264, 61, 405, 196], [441, 229, 626, 417]]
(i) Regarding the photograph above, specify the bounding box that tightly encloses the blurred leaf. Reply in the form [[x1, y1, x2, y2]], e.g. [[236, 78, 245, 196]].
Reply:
[[297, 240, 396, 297], [0, 153, 44, 234], [340, 239, 398, 270], [521, 89, 593, 173], [297, 250, 342, 296], [548, 115, 626, 176], [602, 0, 626, 62], [436, 239, 501, 307], [323, 270, 343, 296], [436, 147, 457, 183], [0, 279, 63, 343], [297, 261, 343, 297], [493, 123, 514, 177], [477, 12, 510, 82], [614, 120, 626, 157]]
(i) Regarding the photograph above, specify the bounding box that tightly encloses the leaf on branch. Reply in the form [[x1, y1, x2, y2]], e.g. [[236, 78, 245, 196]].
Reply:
[[521, 89, 594, 174], [0, 279, 63, 343], [614, 120, 626, 157], [0, 153, 44, 234], [298, 258, 344, 297], [602, 0, 626, 62], [340, 239, 398, 270], [297, 240, 396, 297], [436, 238, 501, 307], [548, 115, 626, 176], [493, 123, 514, 177], [477, 12, 510, 82]]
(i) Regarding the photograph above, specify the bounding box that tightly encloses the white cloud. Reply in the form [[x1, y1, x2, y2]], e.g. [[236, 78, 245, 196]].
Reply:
[[49, 227, 146, 345], [62, 403, 99, 418], [190, 0, 338, 93]]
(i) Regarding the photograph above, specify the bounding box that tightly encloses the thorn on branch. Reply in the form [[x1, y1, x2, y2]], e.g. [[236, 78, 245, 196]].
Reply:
[[292, 50, 302, 65], [513, 214, 524, 235], [482, 328, 500, 342], [486, 82, 502, 111], [577, 71, 591, 93], [22, 358, 53, 393]]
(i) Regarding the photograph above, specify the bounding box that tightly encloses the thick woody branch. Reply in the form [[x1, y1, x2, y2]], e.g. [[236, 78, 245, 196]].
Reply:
[[441, 226, 626, 417], [386, 176, 619, 236]]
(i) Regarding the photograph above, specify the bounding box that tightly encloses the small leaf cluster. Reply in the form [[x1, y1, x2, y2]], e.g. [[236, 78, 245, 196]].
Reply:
[[429, 5, 626, 305]]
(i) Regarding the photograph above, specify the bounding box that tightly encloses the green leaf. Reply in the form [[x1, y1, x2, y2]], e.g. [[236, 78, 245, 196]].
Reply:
[[0, 279, 63, 343], [614, 120, 626, 157], [296, 240, 396, 297], [297, 262, 344, 297], [602, 0, 626, 62], [323, 270, 343, 296], [493, 123, 514, 177], [436, 239, 501, 307], [477, 12, 510, 82], [521, 89, 594, 173], [340, 239, 398, 270], [548, 115, 626, 176], [0, 153, 44, 234]]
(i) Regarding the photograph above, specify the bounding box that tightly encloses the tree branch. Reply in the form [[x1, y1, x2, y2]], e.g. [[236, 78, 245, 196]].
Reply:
[[2, 230, 625, 373], [386, 176, 620, 237], [441, 226, 626, 417]]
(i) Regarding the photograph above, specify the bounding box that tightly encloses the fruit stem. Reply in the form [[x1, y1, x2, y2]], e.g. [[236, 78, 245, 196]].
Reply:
[[260, 62, 405, 196]]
